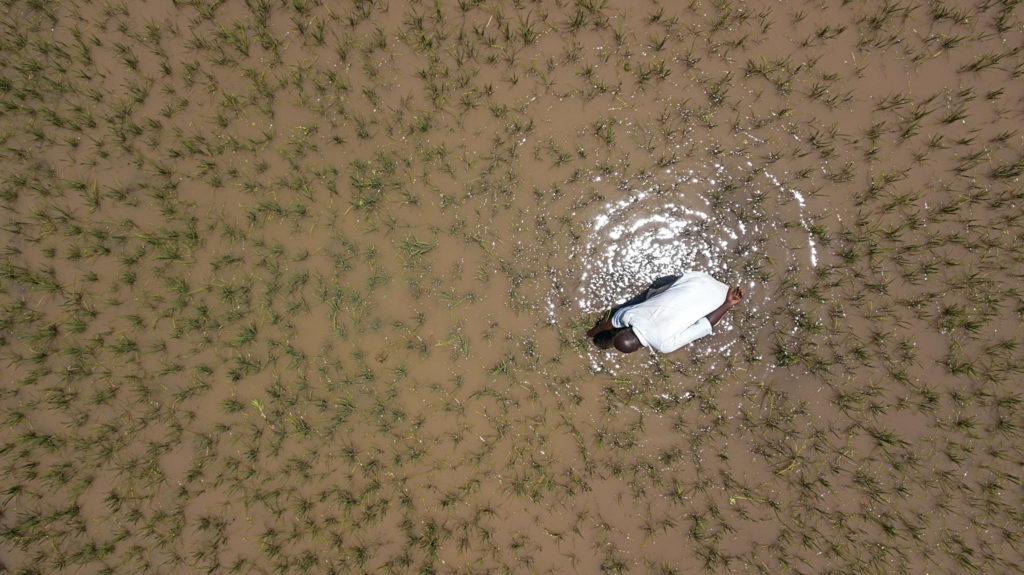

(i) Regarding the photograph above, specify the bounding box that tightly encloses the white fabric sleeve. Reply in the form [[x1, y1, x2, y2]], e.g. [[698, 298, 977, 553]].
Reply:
[[653, 317, 713, 353], [611, 307, 630, 329]]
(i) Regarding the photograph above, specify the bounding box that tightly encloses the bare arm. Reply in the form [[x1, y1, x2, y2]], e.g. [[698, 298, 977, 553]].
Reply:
[[705, 286, 744, 327], [586, 317, 614, 337]]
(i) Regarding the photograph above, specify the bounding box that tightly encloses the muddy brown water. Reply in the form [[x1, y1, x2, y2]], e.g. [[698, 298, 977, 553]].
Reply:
[[1, 0, 1022, 573]]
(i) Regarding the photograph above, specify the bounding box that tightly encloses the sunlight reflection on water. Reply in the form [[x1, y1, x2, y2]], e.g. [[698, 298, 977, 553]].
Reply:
[[571, 162, 816, 315], [549, 160, 819, 372]]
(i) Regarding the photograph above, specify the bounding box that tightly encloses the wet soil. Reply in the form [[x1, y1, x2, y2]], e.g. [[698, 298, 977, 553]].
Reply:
[[1, 0, 1022, 573]]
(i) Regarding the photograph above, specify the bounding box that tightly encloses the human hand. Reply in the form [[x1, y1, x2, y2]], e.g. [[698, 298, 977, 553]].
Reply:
[[726, 286, 744, 307]]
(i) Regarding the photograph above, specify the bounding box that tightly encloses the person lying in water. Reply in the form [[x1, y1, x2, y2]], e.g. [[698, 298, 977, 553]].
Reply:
[[585, 271, 744, 354]]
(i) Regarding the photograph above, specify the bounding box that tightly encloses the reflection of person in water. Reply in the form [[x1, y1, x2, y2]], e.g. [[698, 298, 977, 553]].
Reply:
[[586, 271, 744, 354]]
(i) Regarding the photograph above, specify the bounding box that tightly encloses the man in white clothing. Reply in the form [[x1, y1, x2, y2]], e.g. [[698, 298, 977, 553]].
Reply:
[[585, 271, 744, 354]]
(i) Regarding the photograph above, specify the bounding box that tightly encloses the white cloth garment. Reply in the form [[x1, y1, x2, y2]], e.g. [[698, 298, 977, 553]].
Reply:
[[610, 271, 729, 353]]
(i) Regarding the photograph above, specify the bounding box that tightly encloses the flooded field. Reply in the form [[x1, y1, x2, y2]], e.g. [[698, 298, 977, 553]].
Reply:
[[1, 0, 1022, 572]]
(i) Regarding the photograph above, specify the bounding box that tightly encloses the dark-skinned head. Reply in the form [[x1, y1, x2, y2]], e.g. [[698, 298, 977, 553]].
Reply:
[[613, 328, 642, 353]]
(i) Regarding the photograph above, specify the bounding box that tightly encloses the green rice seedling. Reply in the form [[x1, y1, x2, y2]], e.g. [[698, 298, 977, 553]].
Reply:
[[399, 234, 435, 266], [0, 262, 63, 294], [990, 157, 1024, 180], [940, 102, 969, 124], [220, 398, 245, 414], [959, 50, 1014, 73]]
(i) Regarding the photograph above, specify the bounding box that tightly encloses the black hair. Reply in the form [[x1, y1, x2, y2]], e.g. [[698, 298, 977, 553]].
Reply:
[[592, 330, 616, 349]]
